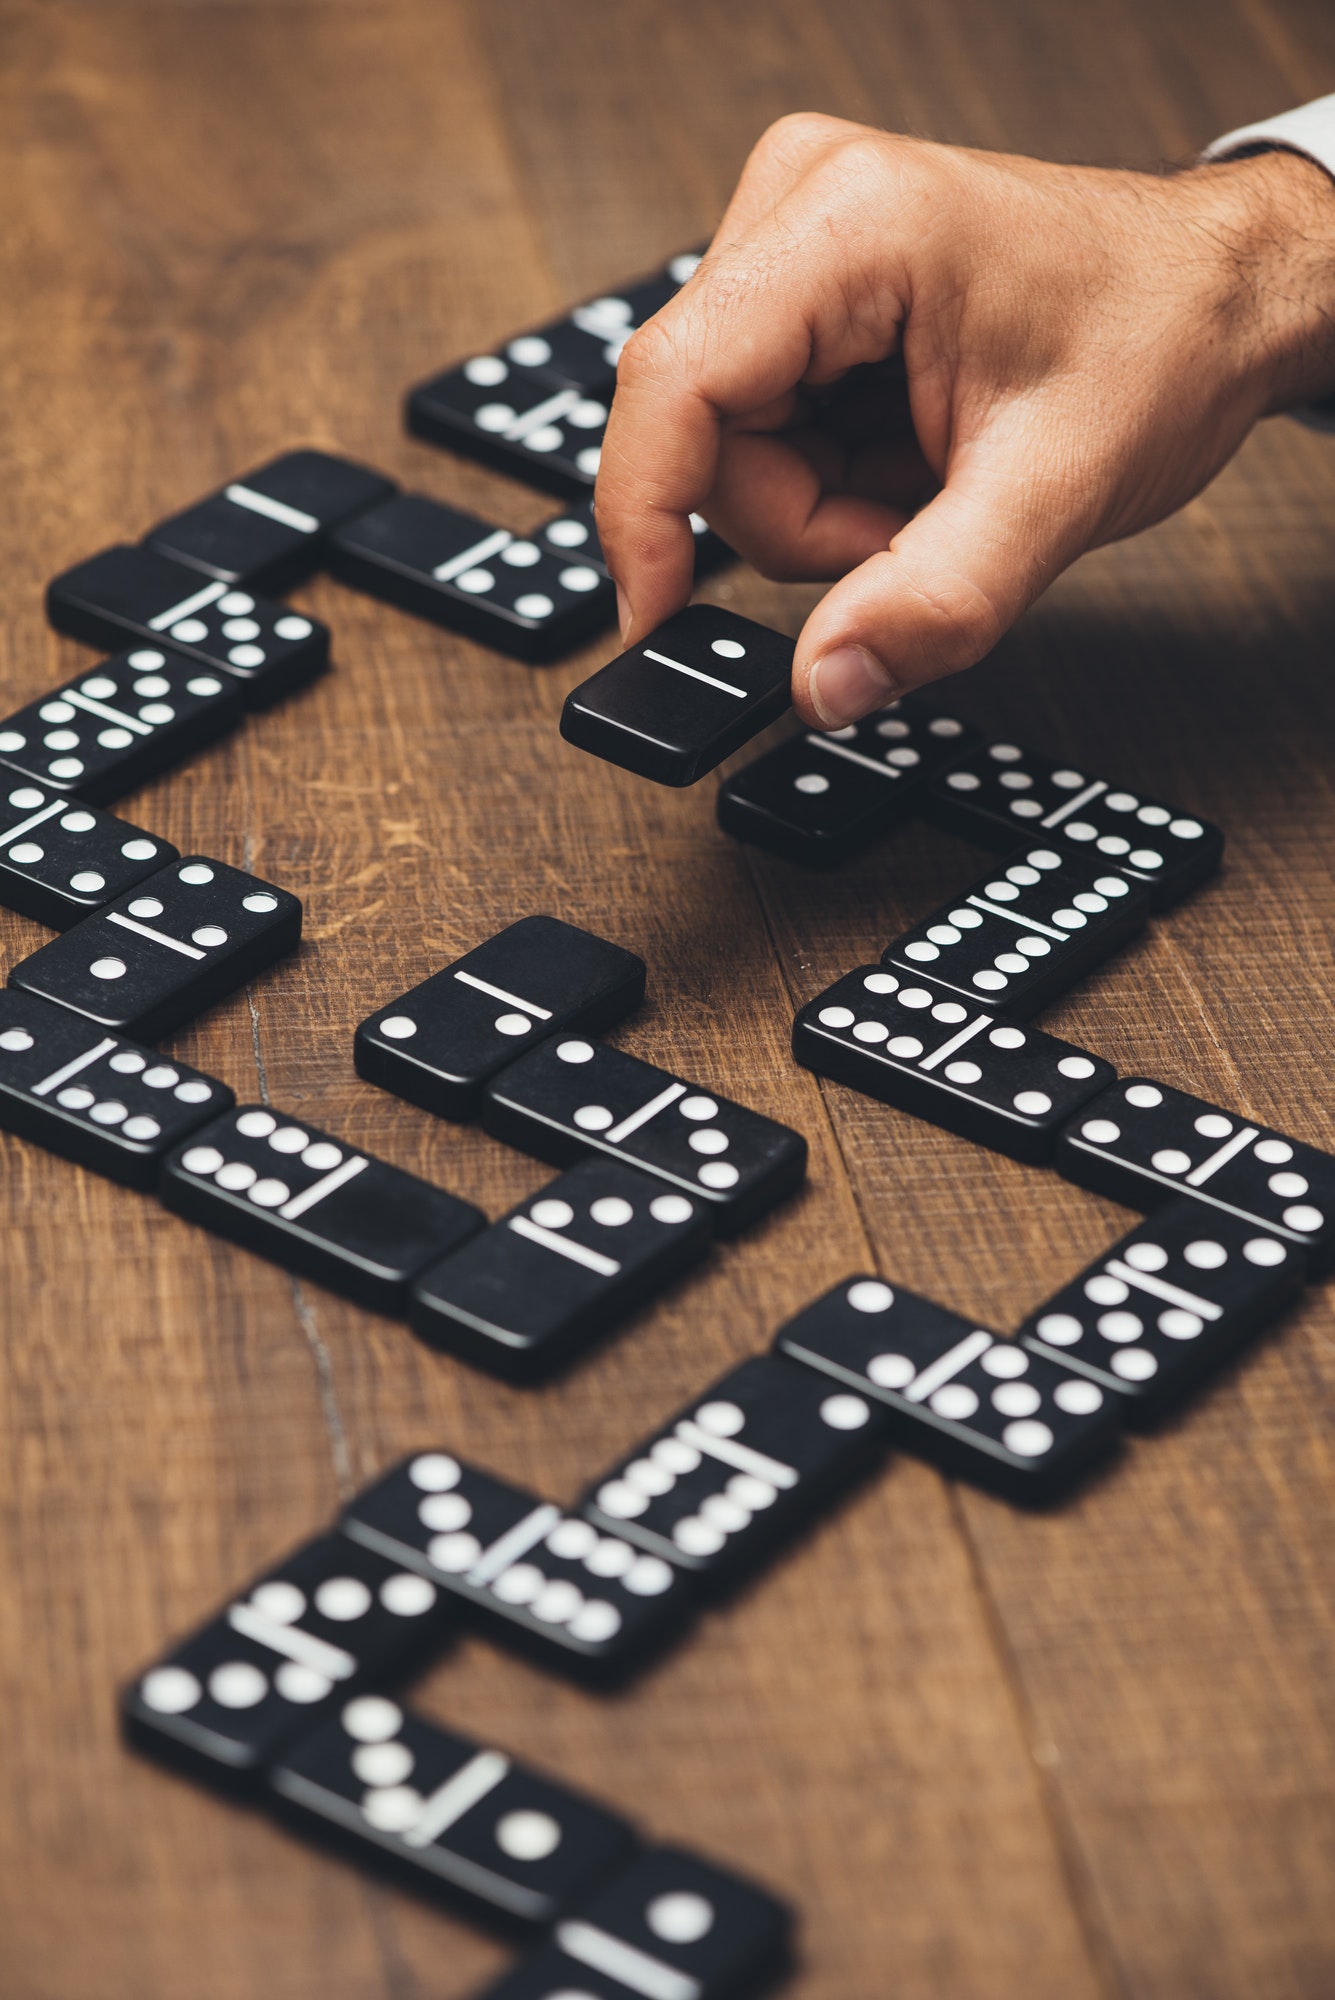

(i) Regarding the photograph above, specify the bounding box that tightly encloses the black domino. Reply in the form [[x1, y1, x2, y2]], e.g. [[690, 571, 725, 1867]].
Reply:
[[478, 1846, 792, 2000], [328, 492, 616, 663], [122, 1533, 455, 1786], [537, 499, 733, 584], [1055, 1075, 1335, 1274], [46, 546, 329, 707], [406, 251, 702, 497], [717, 698, 980, 867], [354, 915, 645, 1122], [0, 646, 243, 803], [9, 855, 301, 1041], [0, 780, 177, 929], [927, 738, 1223, 909], [160, 1103, 484, 1313], [792, 965, 1115, 1164], [1020, 1199, 1303, 1421], [492, 258, 699, 394], [0, 988, 232, 1189], [536, 499, 613, 571], [775, 1276, 1122, 1501], [341, 1450, 695, 1680], [881, 843, 1149, 1016], [580, 1355, 886, 1584], [483, 1034, 807, 1235], [410, 370, 613, 497], [269, 1696, 636, 1926], [560, 607, 793, 787], [146, 449, 397, 595], [408, 1158, 711, 1379]]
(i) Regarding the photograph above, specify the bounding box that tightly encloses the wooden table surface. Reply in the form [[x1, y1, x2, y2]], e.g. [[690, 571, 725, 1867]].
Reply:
[[4, 4, 1335, 1996]]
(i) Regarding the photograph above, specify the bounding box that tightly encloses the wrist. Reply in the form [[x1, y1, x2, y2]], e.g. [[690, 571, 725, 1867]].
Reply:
[[1181, 149, 1335, 414]]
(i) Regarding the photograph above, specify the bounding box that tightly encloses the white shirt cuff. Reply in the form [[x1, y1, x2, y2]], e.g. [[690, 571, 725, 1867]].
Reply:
[[1203, 95, 1335, 429], [1203, 93, 1335, 184]]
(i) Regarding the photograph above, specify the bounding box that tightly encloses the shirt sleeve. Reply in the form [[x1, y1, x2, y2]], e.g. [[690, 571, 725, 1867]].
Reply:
[[1203, 95, 1335, 430], [1203, 93, 1335, 181]]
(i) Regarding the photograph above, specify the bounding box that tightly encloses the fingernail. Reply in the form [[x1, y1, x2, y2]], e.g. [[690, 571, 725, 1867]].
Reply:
[[808, 644, 897, 726], [616, 585, 632, 641]]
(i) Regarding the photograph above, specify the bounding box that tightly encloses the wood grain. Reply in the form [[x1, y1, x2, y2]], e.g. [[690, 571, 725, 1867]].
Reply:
[[2, 3, 1334, 1996]]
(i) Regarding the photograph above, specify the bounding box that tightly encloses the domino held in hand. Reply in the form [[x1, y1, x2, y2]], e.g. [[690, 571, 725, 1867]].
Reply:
[[561, 607, 794, 787]]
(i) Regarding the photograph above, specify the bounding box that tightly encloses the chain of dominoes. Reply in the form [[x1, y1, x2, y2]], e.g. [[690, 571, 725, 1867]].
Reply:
[[4, 245, 1331, 1999], [713, 695, 1333, 1433], [0, 250, 809, 2000]]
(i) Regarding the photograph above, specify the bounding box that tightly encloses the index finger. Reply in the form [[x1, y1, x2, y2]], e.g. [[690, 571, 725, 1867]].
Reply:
[[593, 119, 858, 641], [596, 143, 916, 644], [595, 287, 864, 641], [593, 308, 722, 645]]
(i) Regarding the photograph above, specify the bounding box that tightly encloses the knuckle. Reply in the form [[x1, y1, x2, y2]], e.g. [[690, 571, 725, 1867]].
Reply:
[[832, 130, 888, 169], [815, 130, 911, 203], [759, 110, 847, 155], [748, 113, 899, 197], [614, 314, 682, 386]]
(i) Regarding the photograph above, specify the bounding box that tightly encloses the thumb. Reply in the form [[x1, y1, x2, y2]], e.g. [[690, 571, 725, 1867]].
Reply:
[[794, 452, 1083, 726]]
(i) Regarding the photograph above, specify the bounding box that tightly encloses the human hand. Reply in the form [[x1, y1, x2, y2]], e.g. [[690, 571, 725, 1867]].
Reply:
[[595, 115, 1335, 726]]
